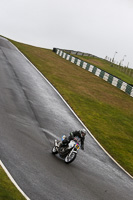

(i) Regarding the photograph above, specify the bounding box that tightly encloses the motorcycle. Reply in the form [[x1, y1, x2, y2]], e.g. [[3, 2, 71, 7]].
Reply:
[[52, 135, 80, 164]]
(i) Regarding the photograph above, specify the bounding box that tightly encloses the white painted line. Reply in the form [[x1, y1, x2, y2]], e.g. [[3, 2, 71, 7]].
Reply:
[[11, 41, 133, 180], [71, 56, 75, 63], [88, 65, 94, 72], [95, 68, 101, 77], [0, 160, 30, 200], [103, 72, 109, 81], [76, 59, 81, 66], [130, 88, 133, 97], [112, 77, 119, 87], [121, 82, 127, 92], [82, 62, 87, 69]]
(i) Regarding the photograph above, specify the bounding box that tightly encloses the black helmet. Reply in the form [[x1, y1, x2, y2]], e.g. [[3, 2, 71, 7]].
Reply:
[[80, 128, 87, 137]]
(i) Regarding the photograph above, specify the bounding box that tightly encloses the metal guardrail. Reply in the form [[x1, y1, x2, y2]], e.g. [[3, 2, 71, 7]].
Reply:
[[58, 48, 98, 57]]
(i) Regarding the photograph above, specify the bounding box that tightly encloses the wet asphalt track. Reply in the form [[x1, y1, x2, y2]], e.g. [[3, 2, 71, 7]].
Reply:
[[0, 36, 133, 200]]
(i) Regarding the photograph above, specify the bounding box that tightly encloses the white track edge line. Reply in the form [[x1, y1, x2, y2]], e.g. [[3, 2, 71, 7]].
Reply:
[[10, 40, 133, 180], [0, 160, 30, 200]]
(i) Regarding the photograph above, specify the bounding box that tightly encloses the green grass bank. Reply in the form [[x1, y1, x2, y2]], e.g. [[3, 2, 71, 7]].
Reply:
[[0, 165, 26, 200]]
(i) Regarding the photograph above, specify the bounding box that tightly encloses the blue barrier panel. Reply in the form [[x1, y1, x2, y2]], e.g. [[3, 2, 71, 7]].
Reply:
[[86, 63, 90, 70], [74, 58, 78, 65], [125, 84, 132, 95], [80, 60, 84, 67], [92, 66, 97, 74], [108, 74, 113, 84], [69, 55, 72, 61], [99, 70, 105, 78], [117, 79, 123, 89]]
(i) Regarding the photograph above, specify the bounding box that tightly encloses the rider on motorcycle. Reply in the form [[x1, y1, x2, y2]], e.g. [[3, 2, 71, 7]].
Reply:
[[61, 128, 87, 150]]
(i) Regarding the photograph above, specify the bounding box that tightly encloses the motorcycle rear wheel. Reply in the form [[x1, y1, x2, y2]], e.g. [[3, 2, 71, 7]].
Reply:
[[64, 152, 77, 164]]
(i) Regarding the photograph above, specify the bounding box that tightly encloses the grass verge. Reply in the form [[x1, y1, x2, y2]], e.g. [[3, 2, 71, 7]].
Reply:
[[0, 165, 26, 200]]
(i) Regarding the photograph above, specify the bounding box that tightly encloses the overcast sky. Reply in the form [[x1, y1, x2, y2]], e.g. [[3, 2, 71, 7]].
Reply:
[[1, 0, 133, 68]]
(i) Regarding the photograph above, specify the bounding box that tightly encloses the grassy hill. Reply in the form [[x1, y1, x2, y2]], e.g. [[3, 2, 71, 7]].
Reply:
[[8, 39, 133, 177]]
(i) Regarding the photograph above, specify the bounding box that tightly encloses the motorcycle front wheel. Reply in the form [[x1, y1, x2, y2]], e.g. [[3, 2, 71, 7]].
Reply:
[[52, 146, 58, 154], [64, 152, 77, 164]]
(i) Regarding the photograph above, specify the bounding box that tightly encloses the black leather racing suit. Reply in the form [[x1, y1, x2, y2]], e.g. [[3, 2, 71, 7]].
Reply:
[[67, 130, 85, 150]]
